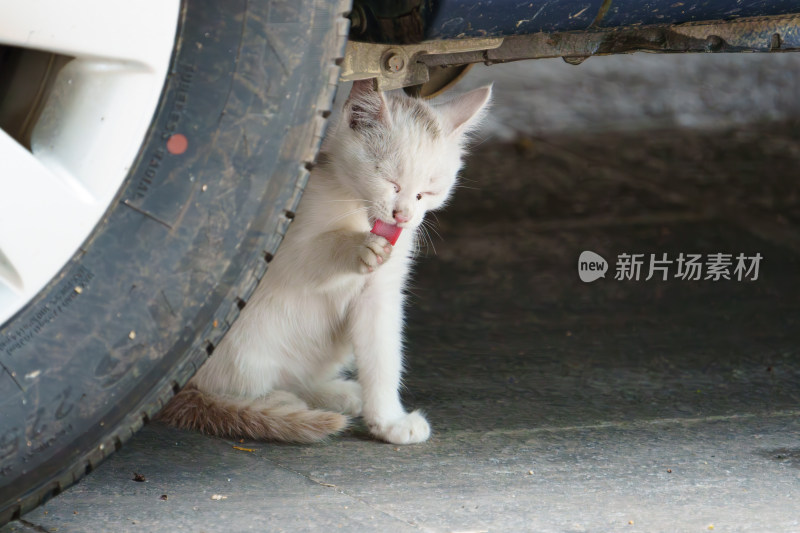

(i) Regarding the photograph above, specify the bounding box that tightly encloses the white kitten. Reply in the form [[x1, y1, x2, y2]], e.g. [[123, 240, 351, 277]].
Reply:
[[160, 80, 491, 445]]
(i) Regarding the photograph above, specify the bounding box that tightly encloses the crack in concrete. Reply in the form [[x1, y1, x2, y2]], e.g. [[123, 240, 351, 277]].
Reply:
[[456, 409, 800, 439], [16, 519, 53, 533]]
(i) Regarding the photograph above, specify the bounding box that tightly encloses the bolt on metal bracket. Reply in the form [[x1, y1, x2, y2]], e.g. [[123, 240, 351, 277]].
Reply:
[[340, 37, 504, 91]]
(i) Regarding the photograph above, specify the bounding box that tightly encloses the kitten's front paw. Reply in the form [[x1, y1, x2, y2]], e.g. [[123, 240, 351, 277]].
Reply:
[[358, 234, 392, 274], [369, 410, 430, 445]]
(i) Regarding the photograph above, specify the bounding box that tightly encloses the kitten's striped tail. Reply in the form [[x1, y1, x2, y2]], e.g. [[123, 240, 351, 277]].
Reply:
[[159, 385, 348, 443]]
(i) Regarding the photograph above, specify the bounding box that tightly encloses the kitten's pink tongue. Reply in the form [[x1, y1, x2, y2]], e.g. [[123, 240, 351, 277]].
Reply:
[[371, 220, 402, 245]]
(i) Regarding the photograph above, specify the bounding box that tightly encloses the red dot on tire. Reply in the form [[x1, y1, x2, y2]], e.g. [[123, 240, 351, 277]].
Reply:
[[166, 134, 188, 155]]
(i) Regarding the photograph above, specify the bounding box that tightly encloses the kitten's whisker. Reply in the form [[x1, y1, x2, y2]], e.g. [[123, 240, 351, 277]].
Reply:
[[419, 223, 436, 256], [418, 229, 428, 256], [421, 219, 444, 242], [326, 206, 370, 227], [427, 231, 437, 256], [468, 132, 494, 148], [427, 224, 444, 241], [411, 230, 422, 258], [322, 199, 374, 204]]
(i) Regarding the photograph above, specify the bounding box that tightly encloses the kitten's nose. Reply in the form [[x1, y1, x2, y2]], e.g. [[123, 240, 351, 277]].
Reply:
[[393, 210, 410, 224]]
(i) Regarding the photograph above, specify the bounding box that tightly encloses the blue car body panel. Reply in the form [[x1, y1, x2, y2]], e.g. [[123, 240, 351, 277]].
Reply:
[[424, 1, 800, 39], [425, 0, 606, 37], [604, 0, 800, 27]]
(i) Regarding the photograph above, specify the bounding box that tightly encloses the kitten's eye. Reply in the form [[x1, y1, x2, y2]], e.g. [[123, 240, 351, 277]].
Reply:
[[416, 193, 422, 201]]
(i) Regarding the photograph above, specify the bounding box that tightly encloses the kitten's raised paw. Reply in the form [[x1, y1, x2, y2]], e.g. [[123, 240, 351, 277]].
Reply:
[[369, 410, 430, 445], [358, 233, 392, 274]]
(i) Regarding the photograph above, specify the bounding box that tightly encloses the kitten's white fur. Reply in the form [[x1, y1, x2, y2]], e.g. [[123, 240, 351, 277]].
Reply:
[[162, 80, 491, 445]]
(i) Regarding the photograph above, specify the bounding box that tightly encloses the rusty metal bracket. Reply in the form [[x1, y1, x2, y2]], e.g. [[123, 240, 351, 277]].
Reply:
[[339, 37, 503, 90], [425, 15, 800, 68], [342, 14, 800, 90]]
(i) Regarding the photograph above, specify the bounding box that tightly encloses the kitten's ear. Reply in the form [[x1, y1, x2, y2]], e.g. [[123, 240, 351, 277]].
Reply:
[[345, 79, 390, 131], [437, 85, 492, 137]]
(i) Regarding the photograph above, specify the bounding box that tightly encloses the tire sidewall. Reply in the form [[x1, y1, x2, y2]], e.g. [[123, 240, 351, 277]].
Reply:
[[0, 0, 348, 520]]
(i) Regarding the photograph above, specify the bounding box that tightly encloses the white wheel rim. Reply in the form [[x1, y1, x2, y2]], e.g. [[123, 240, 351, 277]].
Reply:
[[0, 1, 181, 326]]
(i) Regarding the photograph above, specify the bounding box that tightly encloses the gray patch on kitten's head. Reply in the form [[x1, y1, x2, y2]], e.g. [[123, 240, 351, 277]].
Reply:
[[345, 80, 390, 132], [389, 96, 442, 138]]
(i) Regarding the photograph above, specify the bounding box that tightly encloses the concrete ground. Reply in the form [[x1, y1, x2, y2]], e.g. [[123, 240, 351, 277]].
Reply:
[[5, 54, 800, 532]]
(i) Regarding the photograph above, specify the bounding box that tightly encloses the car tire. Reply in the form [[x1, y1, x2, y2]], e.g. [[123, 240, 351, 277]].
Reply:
[[0, 0, 350, 524]]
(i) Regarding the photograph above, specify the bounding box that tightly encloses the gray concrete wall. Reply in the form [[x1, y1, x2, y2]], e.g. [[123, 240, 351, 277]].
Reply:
[[456, 52, 800, 138]]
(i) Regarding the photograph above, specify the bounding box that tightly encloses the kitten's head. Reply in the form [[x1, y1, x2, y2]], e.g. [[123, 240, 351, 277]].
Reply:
[[326, 80, 491, 229]]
